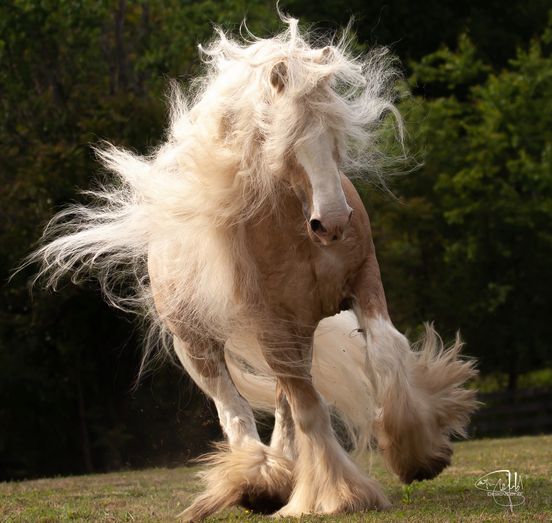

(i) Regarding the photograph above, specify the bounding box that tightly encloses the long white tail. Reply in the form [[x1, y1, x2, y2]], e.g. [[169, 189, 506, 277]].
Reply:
[[23, 113, 250, 364]]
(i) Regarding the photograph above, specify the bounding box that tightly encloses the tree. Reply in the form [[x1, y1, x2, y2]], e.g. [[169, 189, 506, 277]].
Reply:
[[0, 0, 272, 480], [371, 20, 552, 388]]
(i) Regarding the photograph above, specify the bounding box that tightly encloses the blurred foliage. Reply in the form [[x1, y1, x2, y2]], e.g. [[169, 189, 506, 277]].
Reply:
[[1, 1, 551, 480], [475, 369, 552, 393], [370, 21, 552, 389], [285, 0, 551, 69]]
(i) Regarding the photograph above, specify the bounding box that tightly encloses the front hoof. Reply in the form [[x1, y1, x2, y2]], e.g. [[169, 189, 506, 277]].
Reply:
[[400, 446, 453, 484], [273, 475, 391, 517], [180, 441, 293, 521], [240, 491, 288, 514]]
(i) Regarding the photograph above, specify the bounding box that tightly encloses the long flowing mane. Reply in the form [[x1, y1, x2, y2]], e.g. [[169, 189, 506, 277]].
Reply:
[[28, 14, 403, 367]]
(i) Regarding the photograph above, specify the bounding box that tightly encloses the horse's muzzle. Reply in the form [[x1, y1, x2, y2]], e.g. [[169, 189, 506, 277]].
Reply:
[[308, 208, 353, 244]]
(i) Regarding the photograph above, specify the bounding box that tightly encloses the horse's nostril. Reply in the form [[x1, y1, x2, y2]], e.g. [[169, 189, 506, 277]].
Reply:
[[309, 219, 326, 234]]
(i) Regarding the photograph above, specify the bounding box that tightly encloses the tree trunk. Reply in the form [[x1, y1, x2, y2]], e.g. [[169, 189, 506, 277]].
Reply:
[[76, 372, 94, 473], [507, 369, 518, 391], [114, 0, 128, 92]]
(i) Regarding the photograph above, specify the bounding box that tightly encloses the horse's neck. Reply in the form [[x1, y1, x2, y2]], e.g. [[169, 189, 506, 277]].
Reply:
[[245, 181, 303, 235]]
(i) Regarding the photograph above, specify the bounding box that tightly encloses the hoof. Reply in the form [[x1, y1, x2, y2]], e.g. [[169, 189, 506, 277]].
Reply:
[[240, 491, 287, 514], [180, 441, 292, 521], [400, 446, 453, 484], [273, 467, 390, 517]]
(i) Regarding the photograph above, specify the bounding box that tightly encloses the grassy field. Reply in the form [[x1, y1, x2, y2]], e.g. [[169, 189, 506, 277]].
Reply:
[[1, 435, 551, 522]]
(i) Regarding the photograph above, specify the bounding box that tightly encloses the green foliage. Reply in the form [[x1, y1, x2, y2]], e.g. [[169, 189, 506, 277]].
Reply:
[[410, 35, 490, 90], [0, 0, 271, 480], [475, 368, 552, 393], [284, 0, 551, 68], [373, 22, 552, 382]]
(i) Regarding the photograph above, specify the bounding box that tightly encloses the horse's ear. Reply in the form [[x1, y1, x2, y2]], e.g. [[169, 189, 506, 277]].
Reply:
[[313, 47, 335, 85], [270, 61, 287, 93], [318, 46, 333, 64]]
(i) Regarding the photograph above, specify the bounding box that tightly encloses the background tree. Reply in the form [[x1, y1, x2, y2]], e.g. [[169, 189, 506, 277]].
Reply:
[[370, 23, 552, 389], [0, 0, 273, 480]]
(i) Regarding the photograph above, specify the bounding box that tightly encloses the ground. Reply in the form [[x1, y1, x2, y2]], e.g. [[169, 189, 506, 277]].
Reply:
[[1, 435, 551, 522]]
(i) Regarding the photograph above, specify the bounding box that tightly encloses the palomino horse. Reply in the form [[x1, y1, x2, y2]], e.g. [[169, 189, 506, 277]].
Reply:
[[31, 15, 477, 521]]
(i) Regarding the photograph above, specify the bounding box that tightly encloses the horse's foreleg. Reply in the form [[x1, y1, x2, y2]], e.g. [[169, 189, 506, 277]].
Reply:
[[352, 253, 478, 484], [173, 335, 292, 521], [261, 331, 389, 516]]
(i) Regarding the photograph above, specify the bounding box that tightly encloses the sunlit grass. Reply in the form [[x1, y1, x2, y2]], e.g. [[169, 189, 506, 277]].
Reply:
[[1, 435, 551, 522]]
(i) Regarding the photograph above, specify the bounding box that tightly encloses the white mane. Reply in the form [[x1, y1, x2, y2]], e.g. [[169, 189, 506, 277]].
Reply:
[[180, 15, 402, 208], [28, 15, 404, 368]]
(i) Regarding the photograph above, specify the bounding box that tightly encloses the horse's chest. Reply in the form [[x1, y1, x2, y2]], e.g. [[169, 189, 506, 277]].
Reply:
[[245, 197, 363, 322], [253, 236, 353, 320], [310, 250, 351, 314]]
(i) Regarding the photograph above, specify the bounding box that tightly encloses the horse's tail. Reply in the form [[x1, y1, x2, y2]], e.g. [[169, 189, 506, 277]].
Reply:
[[226, 310, 478, 454], [22, 144, 154, 312], [20, 143, 189, 374]]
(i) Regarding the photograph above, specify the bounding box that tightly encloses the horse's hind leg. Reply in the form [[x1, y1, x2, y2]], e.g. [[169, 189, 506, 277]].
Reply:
[[174, 335, 257, 448], [261, 328, 390, 516], [173, 335, 292, 521], [269, 382, 296, 460], [352, 253, 478, 484]]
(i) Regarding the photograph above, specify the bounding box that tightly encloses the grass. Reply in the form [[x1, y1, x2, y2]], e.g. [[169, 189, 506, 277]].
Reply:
[[1, 435, 551, 522]]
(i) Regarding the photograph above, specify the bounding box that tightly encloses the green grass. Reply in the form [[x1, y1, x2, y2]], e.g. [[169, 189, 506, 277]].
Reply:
[[1, 435, 551, 522]]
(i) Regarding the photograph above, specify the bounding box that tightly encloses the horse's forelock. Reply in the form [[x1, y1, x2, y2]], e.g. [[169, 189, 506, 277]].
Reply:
[[164, 17, 401, 215]]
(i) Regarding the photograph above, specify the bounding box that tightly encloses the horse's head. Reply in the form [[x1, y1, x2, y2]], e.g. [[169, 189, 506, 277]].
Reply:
[[292, 129, 353, 245], [196, 20, 402, 231], [264, 49, 354, 245]]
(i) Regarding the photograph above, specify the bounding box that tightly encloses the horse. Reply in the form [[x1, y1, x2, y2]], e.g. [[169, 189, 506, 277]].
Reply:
[[29, 14, 478, 521]]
